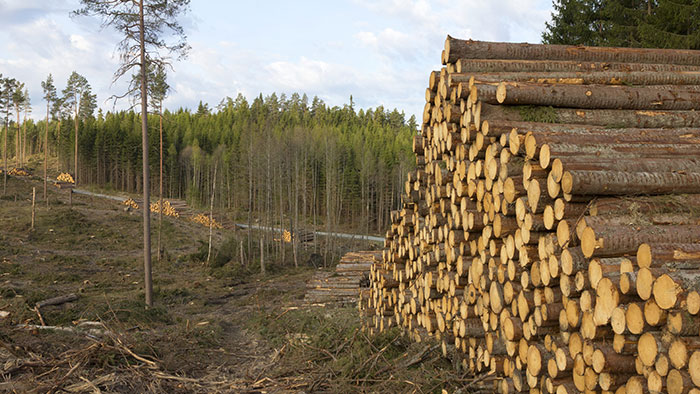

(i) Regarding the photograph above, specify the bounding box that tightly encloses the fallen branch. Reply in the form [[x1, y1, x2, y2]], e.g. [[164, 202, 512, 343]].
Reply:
[[36, 293, 79, 309]]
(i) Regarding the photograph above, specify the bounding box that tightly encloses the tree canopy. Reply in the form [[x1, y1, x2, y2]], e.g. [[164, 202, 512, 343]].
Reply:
[[543, 0, 700, 49]]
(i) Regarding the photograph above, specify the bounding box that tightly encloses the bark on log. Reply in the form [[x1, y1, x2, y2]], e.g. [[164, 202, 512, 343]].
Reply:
[[35, 293, 79, 309], [562, 170, 700, 197], [444, 37, 700, 65], [455, 58, 700, 74], [581, 223, 700, 258], [491, 82, 700, 110], [463, 71, 700, 86]]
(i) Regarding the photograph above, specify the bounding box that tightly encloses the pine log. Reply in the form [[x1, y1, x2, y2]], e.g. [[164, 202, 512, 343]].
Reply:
[[495, 82, 700, 110], [668, 368, 694, 394], [465, 70, 700, 86], [562, 170, 700, 198], [444, 37, 700, 65], [480, 103, 700, 128], [637, 242, 700, 269], [455, 58, 700, 74]]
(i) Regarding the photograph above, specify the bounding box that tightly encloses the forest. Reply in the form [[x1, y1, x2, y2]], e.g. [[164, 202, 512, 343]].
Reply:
[[1, 78, 417, 238]]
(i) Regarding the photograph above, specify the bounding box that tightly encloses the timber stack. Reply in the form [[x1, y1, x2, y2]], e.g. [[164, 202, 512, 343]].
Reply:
[[305, 250, 381, 306], [359, 36, 700, 394]]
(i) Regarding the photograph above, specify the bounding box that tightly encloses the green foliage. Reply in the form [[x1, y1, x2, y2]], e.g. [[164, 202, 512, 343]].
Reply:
[[20, 92, 415, 233], [543, 0, 700, 49], [543, 0, 604, 45]]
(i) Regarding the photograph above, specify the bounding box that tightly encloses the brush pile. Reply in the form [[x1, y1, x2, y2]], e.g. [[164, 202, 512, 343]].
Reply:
[[360, 36, 700, 393]]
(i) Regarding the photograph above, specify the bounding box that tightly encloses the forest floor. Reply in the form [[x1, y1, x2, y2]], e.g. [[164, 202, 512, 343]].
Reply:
[[0, 168, 481, 393]]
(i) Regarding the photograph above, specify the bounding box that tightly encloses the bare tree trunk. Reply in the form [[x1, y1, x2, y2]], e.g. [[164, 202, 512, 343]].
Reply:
[[260, 238, 265, 275], [56, 120, 61, 172], [15, 106, 20, 169], [3, 121, 6, 195], [22, 108, 27, 168], [293, 150, 299, 268], [325, 141, 331, 267], [31, 187, 35, 230], [44, 102, 49, 205], [247, 131, 253, 265], [157, 112, 163, 262], [138, 0, 153, 307], [74, 109, 79, 185], [206, 162, 218, 266]]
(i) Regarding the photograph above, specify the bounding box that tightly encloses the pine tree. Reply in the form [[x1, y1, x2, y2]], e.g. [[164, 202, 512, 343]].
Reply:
[[63, 71, 91, 184], [42, 74, 58, 202], [75, 0, 190, 307], [542, 0, 603, 45], [639, 0, 700, 49]]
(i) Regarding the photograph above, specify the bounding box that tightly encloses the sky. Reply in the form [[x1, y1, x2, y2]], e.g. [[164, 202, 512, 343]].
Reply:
[[0, 0, 554, 121]]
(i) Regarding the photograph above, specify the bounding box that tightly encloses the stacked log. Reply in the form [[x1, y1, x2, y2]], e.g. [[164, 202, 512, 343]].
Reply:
[[305, 251, 380, 306], [359, 36, 700, 393]]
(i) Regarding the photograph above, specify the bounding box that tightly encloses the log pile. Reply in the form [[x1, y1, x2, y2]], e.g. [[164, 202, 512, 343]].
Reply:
[[359, 36, 700, 393], [305, 251, 381, 306]]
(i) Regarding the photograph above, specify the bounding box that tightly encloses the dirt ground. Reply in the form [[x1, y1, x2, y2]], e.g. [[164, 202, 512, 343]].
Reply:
[[0, 162, 481, 394]]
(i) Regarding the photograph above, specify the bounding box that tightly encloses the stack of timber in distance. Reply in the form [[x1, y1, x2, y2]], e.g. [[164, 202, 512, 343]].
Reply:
[[305, 251, 381, 306], [358, 35, 700, 394]]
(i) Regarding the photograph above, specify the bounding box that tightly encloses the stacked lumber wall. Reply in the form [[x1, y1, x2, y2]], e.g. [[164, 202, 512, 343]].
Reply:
[[360, 36, 700, 394], [304, 251, 380, 306]]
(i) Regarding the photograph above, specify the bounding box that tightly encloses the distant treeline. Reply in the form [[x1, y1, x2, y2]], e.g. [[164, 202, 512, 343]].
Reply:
[[9, 92, 417, 234]]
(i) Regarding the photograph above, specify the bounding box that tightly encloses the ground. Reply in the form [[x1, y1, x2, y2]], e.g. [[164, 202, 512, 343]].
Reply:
[[0, 160, 477, 393]]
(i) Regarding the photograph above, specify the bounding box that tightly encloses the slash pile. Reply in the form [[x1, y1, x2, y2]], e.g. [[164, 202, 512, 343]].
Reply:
[[359, 36, 700, 394]]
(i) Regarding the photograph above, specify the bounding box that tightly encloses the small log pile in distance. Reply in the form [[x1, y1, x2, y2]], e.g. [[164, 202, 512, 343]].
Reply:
[[305, 251, 381, 306], [359, 36, 700, 394]]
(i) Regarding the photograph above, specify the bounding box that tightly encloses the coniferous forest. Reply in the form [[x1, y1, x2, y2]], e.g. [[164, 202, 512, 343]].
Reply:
[[2, 85, 417, 235]]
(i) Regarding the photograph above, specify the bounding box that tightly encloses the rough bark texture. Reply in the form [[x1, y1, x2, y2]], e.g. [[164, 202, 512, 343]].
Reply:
[[445, 37, 700, 65]]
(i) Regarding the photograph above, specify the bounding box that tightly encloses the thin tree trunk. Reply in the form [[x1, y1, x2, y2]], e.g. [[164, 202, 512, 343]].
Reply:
[[260, 238, 265, 275], [247, 131, 253, 264], [44, 101, 49, 204], [3, 121, 7, 195], [56, 120, 61, 172], [157, 112, 163, 262], [138, 0, 153, 307], [16, 106, 20, 168], [293, 151, 299, 268], [22, 108, 27, 168], [74, 108, 79, 185], [206, 162, 218, 266]]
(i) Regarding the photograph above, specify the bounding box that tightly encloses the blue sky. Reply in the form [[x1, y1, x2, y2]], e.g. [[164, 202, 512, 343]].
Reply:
[[0, 0, 553, 120]]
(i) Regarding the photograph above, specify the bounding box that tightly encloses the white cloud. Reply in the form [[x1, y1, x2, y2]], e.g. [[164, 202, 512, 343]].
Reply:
[[0, 0, 553, 121], [70, 34, 92, 51]]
